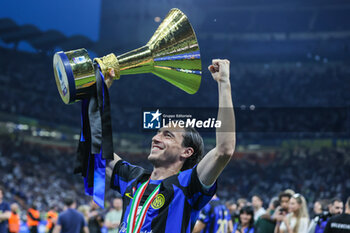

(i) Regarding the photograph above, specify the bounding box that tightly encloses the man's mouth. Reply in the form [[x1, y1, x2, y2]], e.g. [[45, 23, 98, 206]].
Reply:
[[152, 145, 163, 150]]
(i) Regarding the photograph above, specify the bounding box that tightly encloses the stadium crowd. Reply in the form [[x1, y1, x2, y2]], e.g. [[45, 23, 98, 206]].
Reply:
[[0, 133, 349, 233], [0, 48, 349, 136]]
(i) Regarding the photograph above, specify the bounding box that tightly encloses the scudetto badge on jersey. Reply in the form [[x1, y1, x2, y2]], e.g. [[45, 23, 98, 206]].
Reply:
[[151, 194, 165, 209]]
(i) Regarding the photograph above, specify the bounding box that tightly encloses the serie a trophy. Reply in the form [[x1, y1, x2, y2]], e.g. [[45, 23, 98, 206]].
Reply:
[[53, 8, 202, 104], [52, 8, 202, 207]]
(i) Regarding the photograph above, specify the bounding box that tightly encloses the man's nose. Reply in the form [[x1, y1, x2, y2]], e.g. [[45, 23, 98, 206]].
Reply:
[[152, 133, 162, 143]]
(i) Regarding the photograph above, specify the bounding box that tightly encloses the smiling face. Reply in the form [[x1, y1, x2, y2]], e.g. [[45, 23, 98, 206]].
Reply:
[[148, 126, 193, 169], [289, 197, 301, 214], [240, 212, 252, 226]]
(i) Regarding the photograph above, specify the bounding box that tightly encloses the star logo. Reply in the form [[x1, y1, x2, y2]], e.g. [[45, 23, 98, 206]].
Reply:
[[150, 109, 162, 122], [143, 109, 162, 129]]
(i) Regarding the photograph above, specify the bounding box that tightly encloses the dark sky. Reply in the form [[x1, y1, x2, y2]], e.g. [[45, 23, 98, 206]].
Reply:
[[1, 0, 101, 41]]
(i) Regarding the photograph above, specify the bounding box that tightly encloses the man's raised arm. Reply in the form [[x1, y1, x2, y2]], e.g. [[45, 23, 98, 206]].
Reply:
[[197, 59, 236, 186], [106, 153, 122, 180], [104, 68, 122, 180]]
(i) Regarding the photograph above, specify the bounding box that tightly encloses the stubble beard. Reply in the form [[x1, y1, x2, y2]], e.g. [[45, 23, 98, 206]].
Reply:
[[148, 151, 178, 168]]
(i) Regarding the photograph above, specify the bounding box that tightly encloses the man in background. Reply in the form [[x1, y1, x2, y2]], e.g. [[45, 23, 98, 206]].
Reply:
[[255, 191, 292, 233], [87, 201, 103, 233], [252, 195, 266, 222], [27, 204, 40, 233], [255, 197, 279, 233], [324, 197, 350, 233], [46, 205, 58, 233], [193, 194, 233, 233], [8, 203, 20, 233], [53, 198, 89, 233], [104, 198, 122, 233], [0, 187, 10, 233], [309, 198, 344, 233]]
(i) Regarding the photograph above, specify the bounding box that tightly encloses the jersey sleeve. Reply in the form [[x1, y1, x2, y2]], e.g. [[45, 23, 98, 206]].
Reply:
[[225, 207, 231, 221], [110, 160, 144, 195], [177, 165, 217, 210], [198, 203, 211, 224]]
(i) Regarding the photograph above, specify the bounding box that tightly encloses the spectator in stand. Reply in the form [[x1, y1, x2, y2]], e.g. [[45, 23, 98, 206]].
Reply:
[[104, 198, 123, 233], [233, 206, 255, 233], [8, 203, 20, 233], [324, 197, 350, 233], [308, 198, 344, 233], [0, 187, 10, 233], [275, 193, 309, 233], [253, 195, 266, 222]]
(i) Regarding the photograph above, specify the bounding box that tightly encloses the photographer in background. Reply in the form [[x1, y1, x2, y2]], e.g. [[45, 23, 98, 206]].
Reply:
[[324, 197, 350, 233], [87, 201, 103, 233], [313, 200, 329, 218], [255, 192, 292, 233], [274, 193, 309, 233], [308, 198, 344, 233]]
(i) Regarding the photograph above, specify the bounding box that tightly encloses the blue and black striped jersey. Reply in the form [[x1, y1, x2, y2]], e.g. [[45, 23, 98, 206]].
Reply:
[[233, 223, 255, 233], [198, 198, 231, 233], [110, 160, 216, 233]]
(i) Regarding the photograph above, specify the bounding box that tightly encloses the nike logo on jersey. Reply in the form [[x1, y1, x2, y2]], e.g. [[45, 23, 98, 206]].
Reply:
[[125, 193, 133, 199]]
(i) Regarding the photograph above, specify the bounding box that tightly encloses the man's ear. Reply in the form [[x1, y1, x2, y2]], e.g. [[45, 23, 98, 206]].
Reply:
[[181, 147, 194, 159]]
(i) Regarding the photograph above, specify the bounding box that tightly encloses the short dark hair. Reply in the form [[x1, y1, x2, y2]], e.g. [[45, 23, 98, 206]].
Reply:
[[63, 197, 75, 207], [180, 127, 204, 171], [330, 197, 342, 205], [253, 195, 263, 202], [271, 199, 280, 209], [278, 192, 292, 201], [316, 199, 329, 211]]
